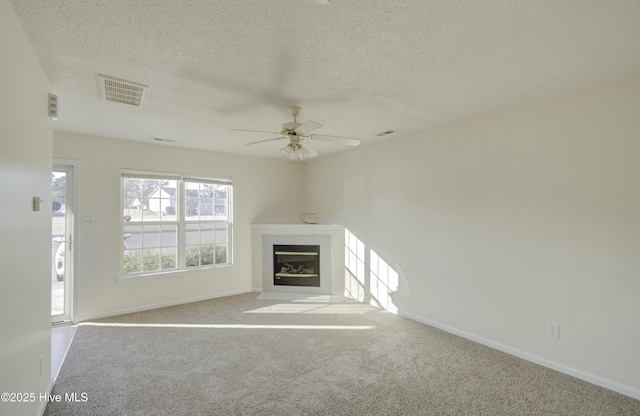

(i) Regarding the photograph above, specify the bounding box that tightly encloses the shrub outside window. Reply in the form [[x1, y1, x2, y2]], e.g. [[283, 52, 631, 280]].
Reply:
[[121, 172, 232, 275]]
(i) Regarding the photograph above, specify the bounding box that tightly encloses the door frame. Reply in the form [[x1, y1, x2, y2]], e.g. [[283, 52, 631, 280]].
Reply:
[[52, 159, 79, 324]]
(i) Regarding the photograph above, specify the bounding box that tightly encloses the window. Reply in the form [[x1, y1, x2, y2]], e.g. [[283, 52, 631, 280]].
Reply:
[[121, 172, 232, 276], [184, 178, 230, 268]]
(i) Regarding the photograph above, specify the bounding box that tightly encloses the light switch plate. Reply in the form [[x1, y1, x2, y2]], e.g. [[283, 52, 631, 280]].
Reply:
[[32, 197, 44, 211]]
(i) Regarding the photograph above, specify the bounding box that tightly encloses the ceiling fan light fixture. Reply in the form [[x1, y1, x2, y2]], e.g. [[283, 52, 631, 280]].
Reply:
[[280, 143, 310, 161], [280, 146, 291, 158], [236, 106, 359, 159]]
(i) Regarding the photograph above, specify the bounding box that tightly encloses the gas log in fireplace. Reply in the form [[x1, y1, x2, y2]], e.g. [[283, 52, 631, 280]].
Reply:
[[273, 245, 320, 287]]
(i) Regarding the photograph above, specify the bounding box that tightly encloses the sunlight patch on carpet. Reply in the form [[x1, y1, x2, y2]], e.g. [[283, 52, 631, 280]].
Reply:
[[244, 303, 374, 314], [256, 292, 332, 302], [78, 322, 374, 330]]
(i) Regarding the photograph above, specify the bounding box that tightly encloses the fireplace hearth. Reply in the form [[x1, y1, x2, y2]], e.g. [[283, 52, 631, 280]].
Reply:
[[273, 244, 320, 287]]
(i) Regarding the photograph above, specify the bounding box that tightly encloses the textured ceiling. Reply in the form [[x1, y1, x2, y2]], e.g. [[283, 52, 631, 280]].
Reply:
[[11, 0, 640, 160]]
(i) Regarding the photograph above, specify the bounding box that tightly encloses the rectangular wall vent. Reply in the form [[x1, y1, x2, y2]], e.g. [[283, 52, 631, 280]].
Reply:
[[48, 93, 58, 120], [98, 75, 148, 107]]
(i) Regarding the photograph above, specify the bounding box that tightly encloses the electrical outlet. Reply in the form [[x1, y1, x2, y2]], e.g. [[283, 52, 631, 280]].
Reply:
[[183, 276, 190, 285], [547, 321, 560, 338]]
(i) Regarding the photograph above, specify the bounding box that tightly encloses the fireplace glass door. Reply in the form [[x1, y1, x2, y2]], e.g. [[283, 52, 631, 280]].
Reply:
[[273, 245, 320, 287]]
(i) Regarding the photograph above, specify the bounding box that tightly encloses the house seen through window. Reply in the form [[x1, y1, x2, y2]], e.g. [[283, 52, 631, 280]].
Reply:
[[121, 172, 232, 275]]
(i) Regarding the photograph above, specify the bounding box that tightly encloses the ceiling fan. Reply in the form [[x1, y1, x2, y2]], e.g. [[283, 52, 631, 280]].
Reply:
[[232, 106, 360, 161]]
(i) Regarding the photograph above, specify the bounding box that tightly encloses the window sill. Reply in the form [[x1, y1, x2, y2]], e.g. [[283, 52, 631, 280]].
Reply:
[[116, 264, 233, 283]]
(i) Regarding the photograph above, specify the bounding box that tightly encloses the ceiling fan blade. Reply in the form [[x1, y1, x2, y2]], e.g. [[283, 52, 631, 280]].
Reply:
[[231, 128, 280, 135], [310, 134, 360, 146], [244, 137, 285, 146], [295, 121, 323, 135], [301, 142, 318, 157]]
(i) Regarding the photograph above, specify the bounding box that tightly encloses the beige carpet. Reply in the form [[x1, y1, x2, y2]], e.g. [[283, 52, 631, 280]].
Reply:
[[45, 293, 640, 415]]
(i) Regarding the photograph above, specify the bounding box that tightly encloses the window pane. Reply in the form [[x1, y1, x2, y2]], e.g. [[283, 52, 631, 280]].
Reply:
[[215, 244, 228, 264], [123, 177, 177, 222], [214, 185, 229, 220], [214, 223, 228, 243], [160, 225, 177, 247], [142, 225, 160, 248], [124, 223, 177, 274], [144, 202, 162, 221], [124, 250, 142, 274], [185, 192, 199, 220], [185, 181, 216, 221], [158, 183, 177, 220], [201, 224, 214, 243], [199, 186, 214, 220], [142, 249, 161, 272], [184, 221, 228, 268], [161, 248, 176, 270], [185, 223, 217, 245], [124, 225, 142, 250], [185, 245, 200, 267], [200, 243, 215, 266], [185, 223, 200, 246]]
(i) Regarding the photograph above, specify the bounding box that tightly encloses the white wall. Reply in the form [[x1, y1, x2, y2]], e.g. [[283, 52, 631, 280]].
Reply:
[[0, 1, 53, 415], [54, 132, 305, 320], [305, 75, 640, 398]]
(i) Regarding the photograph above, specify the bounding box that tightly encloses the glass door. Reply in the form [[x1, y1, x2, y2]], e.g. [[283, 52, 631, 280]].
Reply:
[[52, 164, 73, 323]]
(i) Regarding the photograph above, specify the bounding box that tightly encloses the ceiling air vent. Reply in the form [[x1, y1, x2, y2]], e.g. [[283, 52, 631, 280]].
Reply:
[[98, 74, 148, 107]]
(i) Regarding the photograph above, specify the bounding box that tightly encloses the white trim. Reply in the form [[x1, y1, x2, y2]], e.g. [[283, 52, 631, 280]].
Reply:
[[120, 169, 231, 184], [120, 169, 181, 180], [78, 289, 251, 322], [398, 310, 640, 401], [37, 378, 54, 416], [116, 263, 233, 283], [183, 175, 232, 185], [53, 158, 80, 324], [251, 220, 345, 227], [120, 172, 233, 275]]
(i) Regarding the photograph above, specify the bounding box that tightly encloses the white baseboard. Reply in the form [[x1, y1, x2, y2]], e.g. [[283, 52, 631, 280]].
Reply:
[[37, 378, 54, 416], [78, 289, 252, 322], [398, 310, 640, 401]]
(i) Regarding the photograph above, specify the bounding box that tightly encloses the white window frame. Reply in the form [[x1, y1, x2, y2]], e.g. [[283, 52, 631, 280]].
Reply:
[[183, 176, 233, 269], [120, 170, 233, 279]]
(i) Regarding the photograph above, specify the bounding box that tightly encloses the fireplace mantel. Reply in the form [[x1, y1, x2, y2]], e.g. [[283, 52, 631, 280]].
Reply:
[[250, 220, 346, 295], [250, 219, 345, 228]]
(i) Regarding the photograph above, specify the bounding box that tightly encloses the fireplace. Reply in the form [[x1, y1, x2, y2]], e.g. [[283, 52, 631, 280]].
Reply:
[[273, 244, 320, 287], [256, 230, 335, 295]]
